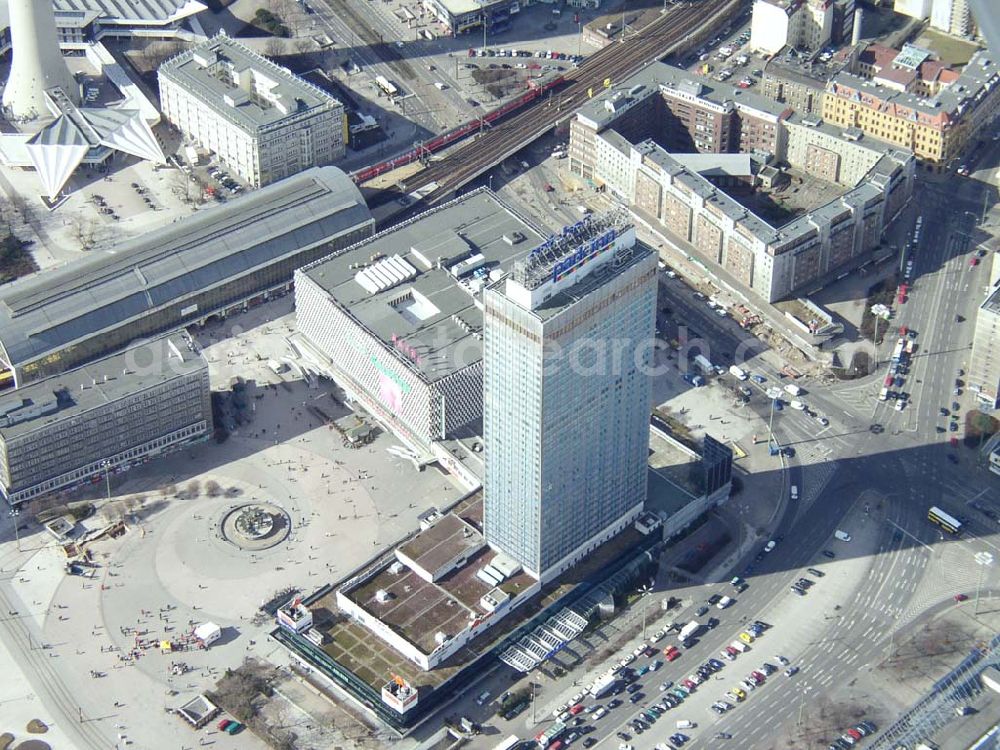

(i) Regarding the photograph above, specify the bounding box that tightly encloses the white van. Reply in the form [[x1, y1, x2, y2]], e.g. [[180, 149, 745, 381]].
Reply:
[[676, 720, 696, 729], [834, 530, 852, 542]]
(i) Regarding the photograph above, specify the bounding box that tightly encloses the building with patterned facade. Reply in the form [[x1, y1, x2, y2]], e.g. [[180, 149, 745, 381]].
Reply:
[[822, 49, 1000, 168], [482, 210, 656, 581], [569, 62, 915, 302], [159, 34, 347, 187], [294, 190, 547, 466], [0, 333, 211, 507]]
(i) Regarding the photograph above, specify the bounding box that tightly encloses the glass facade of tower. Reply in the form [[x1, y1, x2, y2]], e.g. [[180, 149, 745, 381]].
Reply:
[[482, 230, 657, 579]]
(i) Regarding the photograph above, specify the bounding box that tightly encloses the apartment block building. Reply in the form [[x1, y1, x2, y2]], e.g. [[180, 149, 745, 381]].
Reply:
[[0, 334, 211, 507], [570, 66, 787, 183], [569, 63, 915, 302], [749, 0, 833, 56], [761, 48, 853, 115], [823, 50, 1000, 168], [159, 34, 346, 187]]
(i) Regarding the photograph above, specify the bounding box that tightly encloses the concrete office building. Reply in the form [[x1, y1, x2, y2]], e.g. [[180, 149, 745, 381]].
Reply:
[[482, 210, 657, 580], [970, 281, 1000, 408], [0, 167, 372, 390], [159, 34, 346, 187], [749, 0, 833, 57], [894, 0, 973, 37], [823, 50, 1000, 168], [422, 0, 521, 35], [294, 190, 546, 485], [569, 62, 915, 302], [0, 333, 211, 507], [930, 0, 973, 37]]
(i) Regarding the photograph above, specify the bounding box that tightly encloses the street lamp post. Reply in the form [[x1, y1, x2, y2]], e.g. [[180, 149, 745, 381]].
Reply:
[[767, 398, 781, 456], [974, 551, 994, 616], [8, 508, 21, 552], [638, 583, 653, 639], [102, 460, 112, 501]]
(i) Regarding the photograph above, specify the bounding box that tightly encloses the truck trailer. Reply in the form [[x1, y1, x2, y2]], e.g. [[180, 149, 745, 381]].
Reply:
[[590, 671, 618, 699], [678, 621, 700, 642]]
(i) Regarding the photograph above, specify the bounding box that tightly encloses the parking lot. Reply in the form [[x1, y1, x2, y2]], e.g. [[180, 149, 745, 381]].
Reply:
[[519, 574, 880, 750]]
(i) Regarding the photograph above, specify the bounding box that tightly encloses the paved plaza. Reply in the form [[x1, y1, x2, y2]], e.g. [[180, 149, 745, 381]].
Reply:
[[0, 298, 466, 750]]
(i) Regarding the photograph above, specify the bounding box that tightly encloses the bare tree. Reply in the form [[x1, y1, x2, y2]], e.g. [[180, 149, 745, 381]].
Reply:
[[0, 193, 31, 235], [270, 0, 299, 31], [123, 494, 147, 513], [134, 40, 184, 72], [209, 657, 275, 722], [264, 37, 287, 59], [100, 500, 127, 524], [294, 37, 314, 56], [170, 170, 199, 205], [68, 214, 98, 251]]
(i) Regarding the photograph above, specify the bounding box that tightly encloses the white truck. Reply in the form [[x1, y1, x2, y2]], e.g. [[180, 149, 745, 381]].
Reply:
[[694, 354, 714, 374], [678, 621, 700, 642], [590, 671, 618, 699], [729, 365, 748, 381]]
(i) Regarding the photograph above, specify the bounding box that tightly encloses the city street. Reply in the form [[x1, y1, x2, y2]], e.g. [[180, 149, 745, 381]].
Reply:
[[451, 168, 1000, 749]]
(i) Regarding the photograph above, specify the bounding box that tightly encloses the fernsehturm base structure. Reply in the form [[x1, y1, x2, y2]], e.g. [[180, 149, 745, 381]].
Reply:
[[2, 0, 79, 120]]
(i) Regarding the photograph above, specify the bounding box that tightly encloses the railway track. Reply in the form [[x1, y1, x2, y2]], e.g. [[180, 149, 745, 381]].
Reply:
[[0, 580, 113, 749], [390, 0, 740, 204]]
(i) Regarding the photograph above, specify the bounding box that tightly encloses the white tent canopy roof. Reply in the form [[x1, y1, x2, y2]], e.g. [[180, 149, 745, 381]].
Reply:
[[12, 106, 164, 198]]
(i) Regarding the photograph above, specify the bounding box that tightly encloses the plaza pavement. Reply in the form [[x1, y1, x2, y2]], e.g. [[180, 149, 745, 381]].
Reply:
[[0, 299, 466, 750]]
